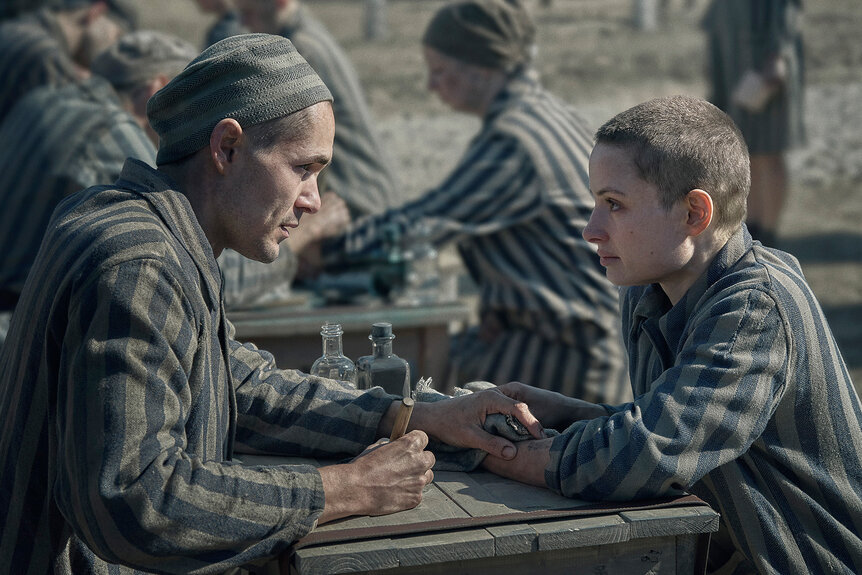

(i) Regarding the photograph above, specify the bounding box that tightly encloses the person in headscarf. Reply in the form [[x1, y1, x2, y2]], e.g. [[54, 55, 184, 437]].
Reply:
[[0, 33, 544, 573], [322, 0, 631, 404]]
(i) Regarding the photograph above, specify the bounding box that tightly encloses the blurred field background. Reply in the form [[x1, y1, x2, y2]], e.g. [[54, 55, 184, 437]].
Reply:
[[140, 0, 862, 389]]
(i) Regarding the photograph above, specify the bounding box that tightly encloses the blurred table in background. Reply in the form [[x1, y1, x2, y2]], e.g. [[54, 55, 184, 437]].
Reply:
[[228, 297, 472, 391], [238, 455, 719, 575]]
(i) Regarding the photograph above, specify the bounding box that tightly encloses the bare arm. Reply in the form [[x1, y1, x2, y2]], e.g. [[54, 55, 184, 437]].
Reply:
[[480, 437, 555, 488]]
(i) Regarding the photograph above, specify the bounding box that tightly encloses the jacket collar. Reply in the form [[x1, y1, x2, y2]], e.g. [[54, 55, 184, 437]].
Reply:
[[115, 159, 223, 307]]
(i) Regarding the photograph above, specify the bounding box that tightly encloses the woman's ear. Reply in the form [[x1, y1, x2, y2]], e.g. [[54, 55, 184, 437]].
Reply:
[[685, 189, 714, 236]]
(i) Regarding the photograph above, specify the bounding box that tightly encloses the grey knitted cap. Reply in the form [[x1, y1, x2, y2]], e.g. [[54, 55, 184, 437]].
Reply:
[[91, 30, 198, 91], [147, 33, 333, 165]]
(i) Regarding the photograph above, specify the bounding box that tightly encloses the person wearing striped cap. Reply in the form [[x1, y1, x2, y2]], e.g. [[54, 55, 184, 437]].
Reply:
[[322, 0, 631, 405], [0, 30, 196, 350], [0, 0, 135, 124], [0, 33, 544, 573]]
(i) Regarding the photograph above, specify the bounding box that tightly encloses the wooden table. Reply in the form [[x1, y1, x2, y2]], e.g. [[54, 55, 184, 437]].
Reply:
[[227, 298, 473, 391], [239, 455, 719, 575]]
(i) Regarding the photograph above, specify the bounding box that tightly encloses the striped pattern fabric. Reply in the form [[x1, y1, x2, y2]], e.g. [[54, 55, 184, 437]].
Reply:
[[547, 228, 862, 574], [147, 33, 333, 165], [0, 78, 156, 305], [701, 0, 805, 154], [281, 6, 399, 216], [327, 72, 630, 404], [0, 9, 80, 125], [0, 159, 395, 573]]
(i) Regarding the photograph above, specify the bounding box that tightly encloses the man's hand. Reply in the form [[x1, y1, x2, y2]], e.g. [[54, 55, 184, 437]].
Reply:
[[317, 430, 435, 524], [405, 388, 545, 461], [494, 382, 609, 430]]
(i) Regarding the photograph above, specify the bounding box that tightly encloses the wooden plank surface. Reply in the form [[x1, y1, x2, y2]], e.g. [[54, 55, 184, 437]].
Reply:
[[238, 457, 717, 574]]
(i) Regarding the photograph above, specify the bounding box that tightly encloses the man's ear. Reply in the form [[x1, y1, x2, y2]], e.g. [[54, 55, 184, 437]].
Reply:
[[209, 118, 244, 175], [685, 189, 714, 236]]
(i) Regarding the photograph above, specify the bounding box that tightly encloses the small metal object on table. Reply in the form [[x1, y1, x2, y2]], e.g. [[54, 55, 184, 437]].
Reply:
[[239, 455, 719, 575]]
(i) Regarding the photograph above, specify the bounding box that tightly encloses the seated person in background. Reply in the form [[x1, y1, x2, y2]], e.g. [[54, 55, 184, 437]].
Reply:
[[234, 0, 400, 217], [189, 0, 246, 47], [0, 34, 543, 573], [483, 95, 862, 574], [220, 0, 402, 310], [0, 30, 197, 348], [0, 0, 134, 124], [319, 0, 630, 404]]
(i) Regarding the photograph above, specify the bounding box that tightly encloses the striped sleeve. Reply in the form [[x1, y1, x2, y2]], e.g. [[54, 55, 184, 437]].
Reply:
[[54, 255, 328, 571], [546, 284, 788, 500], [331, 134, 543, 258]]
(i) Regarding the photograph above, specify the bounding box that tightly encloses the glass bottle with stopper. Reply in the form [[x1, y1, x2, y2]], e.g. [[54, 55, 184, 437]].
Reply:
[[356, 322, 411, 396], [310, 322, 357, 387]]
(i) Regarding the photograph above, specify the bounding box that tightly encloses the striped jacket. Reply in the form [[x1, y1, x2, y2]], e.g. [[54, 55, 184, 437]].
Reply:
[[547, 228, 862, 574], [280, 6, 398, 216], [0, 159, 394, 573], [0, 9, 80, 124], [0, 78, 156, 306], [325, 72, 630, 403]]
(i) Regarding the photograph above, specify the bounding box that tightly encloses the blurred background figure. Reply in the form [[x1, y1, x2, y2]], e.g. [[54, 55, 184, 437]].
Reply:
[[234, 0, 399, 218], [0, 0, 136, 124], [318, 0, 631, 404], [701, 0, 805, 246], [189, 0, 246, 46], [216, 0, 402, 310], [0, 30, 197, 348]]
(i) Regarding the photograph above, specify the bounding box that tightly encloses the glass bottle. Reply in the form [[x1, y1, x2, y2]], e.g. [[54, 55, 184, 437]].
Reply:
[[310, 323, 357, 386], [355, 322, 411, 396], [399, 219, 440, 306]]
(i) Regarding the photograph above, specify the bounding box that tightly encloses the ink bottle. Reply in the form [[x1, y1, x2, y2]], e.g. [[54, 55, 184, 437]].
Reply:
[[355, 322, 410, 396]]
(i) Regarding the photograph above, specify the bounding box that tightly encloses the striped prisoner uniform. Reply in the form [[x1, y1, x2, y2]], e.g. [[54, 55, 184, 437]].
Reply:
[[326, 72, 631, 404], [280, 5, 399, 216], [701, 0, 805, 154], [0, 159, 395, 573], [0, 78, 155, 318], [547, 228, 862, 574], [0, 9, 81, 124]]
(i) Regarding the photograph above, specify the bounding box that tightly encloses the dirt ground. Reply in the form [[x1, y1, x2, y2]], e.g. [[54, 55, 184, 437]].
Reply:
[[142, 0, 862, 390]]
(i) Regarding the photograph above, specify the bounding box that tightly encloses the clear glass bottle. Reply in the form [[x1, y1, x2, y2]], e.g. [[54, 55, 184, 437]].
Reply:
[[399, 219, 440, 306], [355, 322, 411, 396], [310, 323, 357, 386]]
